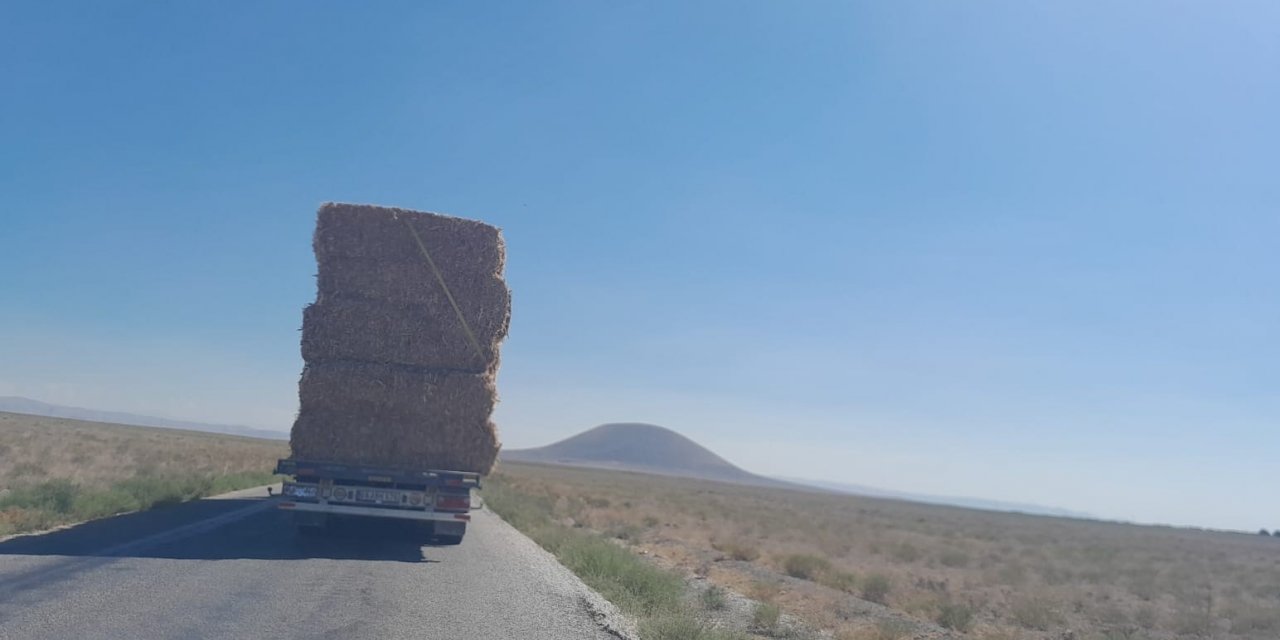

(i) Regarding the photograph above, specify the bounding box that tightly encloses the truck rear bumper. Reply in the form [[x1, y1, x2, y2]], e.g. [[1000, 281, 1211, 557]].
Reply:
[[279, 501, 471, 523]]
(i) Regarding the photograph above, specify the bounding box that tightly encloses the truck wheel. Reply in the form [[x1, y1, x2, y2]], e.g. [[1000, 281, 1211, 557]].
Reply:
[[435, 534, 464, 546]]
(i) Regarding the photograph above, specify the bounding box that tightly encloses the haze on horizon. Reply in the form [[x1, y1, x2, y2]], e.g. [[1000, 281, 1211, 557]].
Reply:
[[2, 2, 1276, 532]]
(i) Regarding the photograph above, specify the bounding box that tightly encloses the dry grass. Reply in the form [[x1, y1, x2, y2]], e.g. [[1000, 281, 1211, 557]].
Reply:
[[0, 412, 287, 535], [494, 461, 1280, 640]]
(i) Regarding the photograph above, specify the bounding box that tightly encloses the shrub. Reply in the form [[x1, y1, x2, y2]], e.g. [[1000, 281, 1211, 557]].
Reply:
[[1228, 603, 1280, 633], [750, 580, 782, 602], [554, 530, 684, 616], [819, 569, 859, 594], [936, 603, 974, 631], [783, 553, 830, 580], [0, 472, 280, 535], [862, 573, 892, 604], [713, 540, 761, 562], [605, 522, 644, 540], [1011, 596, 1061, 630], [751, 602, 782, 634], [891, 542, 920, 563], [939, 549, 970, 568], [1134, 605, 1158, 629], [1172, 607, 1212, 636], [870, 618, 912, 640], [701, 585, 728, 611], [640, 611, 746, 640], [0, 479, 78, 513]]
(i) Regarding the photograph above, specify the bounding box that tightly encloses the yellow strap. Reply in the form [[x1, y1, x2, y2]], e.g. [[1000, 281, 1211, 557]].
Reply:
[[402, 216, 488, 368]]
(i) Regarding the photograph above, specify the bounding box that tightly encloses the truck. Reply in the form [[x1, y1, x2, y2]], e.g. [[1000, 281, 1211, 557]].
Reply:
[[274, 458, 479, 544]]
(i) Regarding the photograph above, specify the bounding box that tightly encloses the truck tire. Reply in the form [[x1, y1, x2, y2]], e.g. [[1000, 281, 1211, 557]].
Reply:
[[435, 534, 464, 546]]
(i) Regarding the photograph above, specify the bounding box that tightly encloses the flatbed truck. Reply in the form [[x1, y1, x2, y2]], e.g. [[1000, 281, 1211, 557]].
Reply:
[[274, 458, 479, 545]]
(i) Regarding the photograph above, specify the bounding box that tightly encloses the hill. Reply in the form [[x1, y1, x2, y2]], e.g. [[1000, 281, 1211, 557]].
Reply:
[[501, 423, 798, 490], [0, 397, 287, 440], [505, 422, 1086, 519]]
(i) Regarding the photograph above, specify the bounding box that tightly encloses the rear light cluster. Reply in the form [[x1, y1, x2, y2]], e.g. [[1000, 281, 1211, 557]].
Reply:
[[435, 493, 470, 512]]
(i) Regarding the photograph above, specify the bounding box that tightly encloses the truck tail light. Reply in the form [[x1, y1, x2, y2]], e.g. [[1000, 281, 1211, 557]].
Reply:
[[435, 494, 470, 512]]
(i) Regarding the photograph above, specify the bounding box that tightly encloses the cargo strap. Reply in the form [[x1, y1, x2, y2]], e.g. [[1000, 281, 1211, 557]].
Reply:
[[402, 216, 488, 368]]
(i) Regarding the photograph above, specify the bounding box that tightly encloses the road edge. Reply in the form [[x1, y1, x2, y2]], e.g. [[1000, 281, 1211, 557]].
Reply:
[[480, 506, 640, 640], [0, 483, 279, 544]]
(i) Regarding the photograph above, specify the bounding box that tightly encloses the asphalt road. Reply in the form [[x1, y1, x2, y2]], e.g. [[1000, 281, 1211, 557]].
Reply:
[[0, 487, 631, 640]]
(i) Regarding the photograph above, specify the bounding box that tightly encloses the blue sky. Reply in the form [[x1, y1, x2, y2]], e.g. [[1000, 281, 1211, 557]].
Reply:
[[2, 2, 1276, 530]]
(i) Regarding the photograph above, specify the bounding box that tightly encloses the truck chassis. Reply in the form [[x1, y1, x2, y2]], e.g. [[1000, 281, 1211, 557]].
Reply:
[[274, 458, 479, 545]]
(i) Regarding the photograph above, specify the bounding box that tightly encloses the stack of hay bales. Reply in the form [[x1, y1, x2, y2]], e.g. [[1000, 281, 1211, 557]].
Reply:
[[289, 203, 510, 474]]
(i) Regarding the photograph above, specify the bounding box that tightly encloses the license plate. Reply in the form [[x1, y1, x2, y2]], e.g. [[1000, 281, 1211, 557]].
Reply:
[[355, 489, 400, 504]]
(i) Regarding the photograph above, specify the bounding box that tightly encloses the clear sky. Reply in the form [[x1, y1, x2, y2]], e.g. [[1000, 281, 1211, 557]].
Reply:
[[2, 2, 1276, 530]]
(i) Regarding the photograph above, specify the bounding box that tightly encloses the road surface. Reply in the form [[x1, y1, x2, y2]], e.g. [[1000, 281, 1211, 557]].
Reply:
[[0, 487, 631, 640]]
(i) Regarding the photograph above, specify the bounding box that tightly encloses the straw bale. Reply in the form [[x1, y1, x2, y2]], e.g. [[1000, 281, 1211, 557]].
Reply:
[[317, 254, 510, 309], [301, 294, 508, 372], [290, 203, 508, 475], [290, 361, 500, 473], [314, 202, 505, 276]]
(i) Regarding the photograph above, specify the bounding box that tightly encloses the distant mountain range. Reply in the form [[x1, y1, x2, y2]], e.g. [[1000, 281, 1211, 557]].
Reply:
[[504, 422, 1092, 519], [0, 397, 288, 441], [776, 477, 1093, 519]]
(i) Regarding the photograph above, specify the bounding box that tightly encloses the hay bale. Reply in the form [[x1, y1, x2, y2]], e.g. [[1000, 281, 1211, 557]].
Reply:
[[314, 202, 504, 276], [290, 361, 500, 473], [288, 203, 508, 474], [318, 255, 512, 311], [301, 294, 508, 372]]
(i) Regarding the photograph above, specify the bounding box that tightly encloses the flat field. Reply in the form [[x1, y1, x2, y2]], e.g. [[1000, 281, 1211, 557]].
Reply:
[[492, 461, 1280, 640], [0, 411, 287, 535]]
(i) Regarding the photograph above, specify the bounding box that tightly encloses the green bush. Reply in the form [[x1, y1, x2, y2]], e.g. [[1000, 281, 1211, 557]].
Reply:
[[818, 569, 859, 593], [555, 530, 685, 616], [640, 612, 746, 640], [936, 603, 974, 631], [0, 472, 279, 535], [782, 553, 830, 580], [891, 542, 921, 563], [1011, 596, 1062, 630], [871, 618, 912, 640], [862, 573, 892, 604], [0, 479, 78, 513], [939, 549, 970, 568], [751, 602, 782, 634], [712, 539, 761, 562], [701, 584, 728, 610]]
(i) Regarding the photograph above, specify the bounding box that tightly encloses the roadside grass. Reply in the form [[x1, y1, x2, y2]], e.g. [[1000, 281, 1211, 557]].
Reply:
[[0, 471, 280, 536], [483, 473, 747, 640], [0, 411, 287, 536], [495, 461, 1280, 640]]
